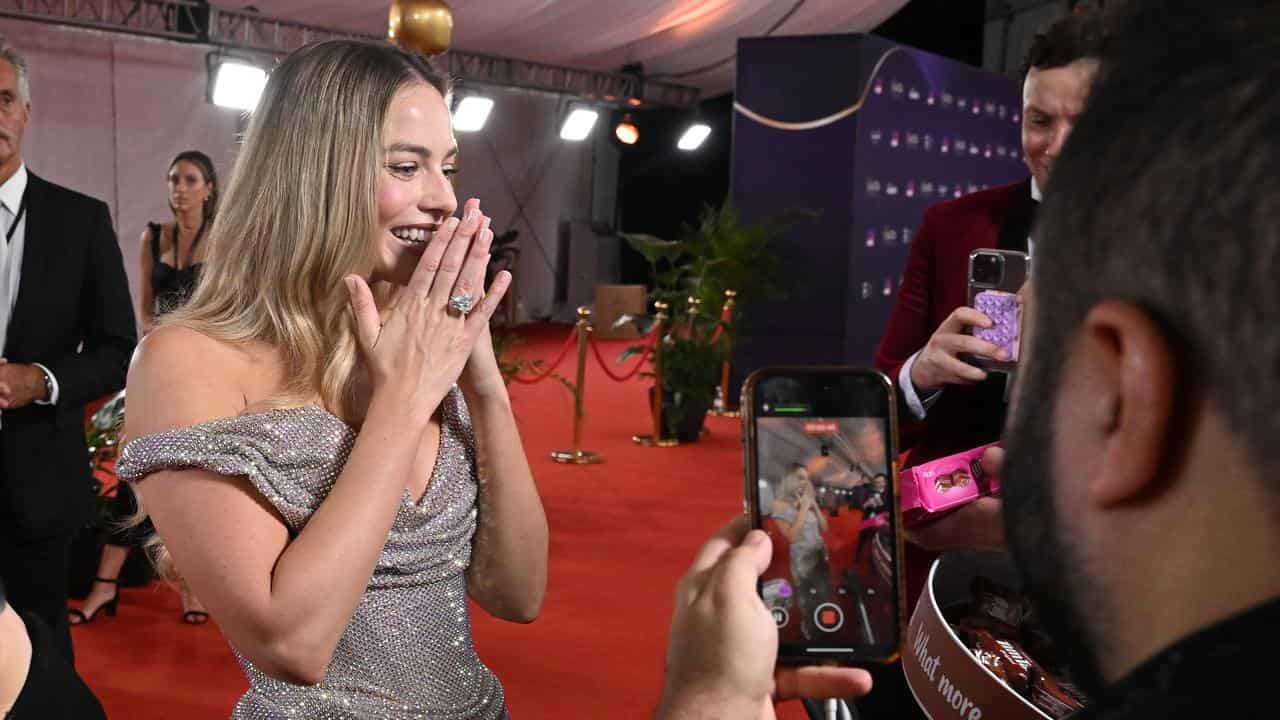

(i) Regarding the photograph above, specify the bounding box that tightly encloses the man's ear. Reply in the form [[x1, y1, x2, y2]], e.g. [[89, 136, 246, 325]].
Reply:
[[1069, 301, 1178, 507]]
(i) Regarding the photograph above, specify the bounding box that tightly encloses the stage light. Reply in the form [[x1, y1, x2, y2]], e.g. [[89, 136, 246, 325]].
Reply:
[[614, 113, 639, 145], [211, 59, 267, 111], [453, 95, 494, 132], [559, 105, 599, 141], [677, 122, 711, 151]]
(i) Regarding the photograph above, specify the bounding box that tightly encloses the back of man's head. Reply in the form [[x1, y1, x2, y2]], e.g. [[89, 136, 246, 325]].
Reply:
[[1034, 1, 1280, 481], [1001, 0, 1280, 694]]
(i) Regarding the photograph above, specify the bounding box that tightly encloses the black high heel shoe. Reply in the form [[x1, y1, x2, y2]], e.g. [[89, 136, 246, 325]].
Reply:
[[69, 577, 119, 625]]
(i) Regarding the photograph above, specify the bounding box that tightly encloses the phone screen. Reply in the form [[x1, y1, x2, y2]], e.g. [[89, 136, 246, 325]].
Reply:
[[745, 369, 902, 664]]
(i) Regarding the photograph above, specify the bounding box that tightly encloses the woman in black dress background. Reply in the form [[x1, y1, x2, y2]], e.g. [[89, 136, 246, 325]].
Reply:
[[138, 150, 218, 329], [69, 151, 218, 626]]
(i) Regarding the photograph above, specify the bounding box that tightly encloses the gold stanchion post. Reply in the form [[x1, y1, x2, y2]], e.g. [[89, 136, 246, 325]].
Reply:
[[633, 301, 678, 447], [709, 289, 740, 417], [551, 307, 603, 464], [686, 296, 711, 439], [685, 295, 703, 334]]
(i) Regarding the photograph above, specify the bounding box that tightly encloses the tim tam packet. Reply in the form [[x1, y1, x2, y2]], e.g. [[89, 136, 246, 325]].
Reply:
[[901, 443, 1002, 526]]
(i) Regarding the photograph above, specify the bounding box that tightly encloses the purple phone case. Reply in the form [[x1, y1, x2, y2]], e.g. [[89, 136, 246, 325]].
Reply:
[[973, 290, 1019, 360]]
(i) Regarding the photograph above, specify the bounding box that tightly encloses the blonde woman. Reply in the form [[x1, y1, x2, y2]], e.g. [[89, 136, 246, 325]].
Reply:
[[771, 464, 829, 640], [115, 40, 547, 718]]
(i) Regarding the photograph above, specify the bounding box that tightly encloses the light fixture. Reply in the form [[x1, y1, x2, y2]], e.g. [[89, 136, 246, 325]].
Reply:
[[453, 95, 494, 133], [209, 58, 268, 111], [559, 105, 600, 142], [677, 122, 711, 151], [614, 113, 639, 145]]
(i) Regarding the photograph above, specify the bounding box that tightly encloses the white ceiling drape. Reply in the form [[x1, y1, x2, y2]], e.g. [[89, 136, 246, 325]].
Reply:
[[246, 0, 909, 94]]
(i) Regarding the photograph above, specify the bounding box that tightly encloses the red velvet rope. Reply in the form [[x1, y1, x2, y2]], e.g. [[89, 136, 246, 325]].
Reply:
[[589, 324, 661, 382], [510, 327, 579, 384]]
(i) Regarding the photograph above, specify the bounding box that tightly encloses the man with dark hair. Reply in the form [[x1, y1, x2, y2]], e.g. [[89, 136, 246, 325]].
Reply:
[[997, 0, 1280, 713], [876, 11, 1107, 480], [873, 13, 1108, 715], [658, 2, 1278, 717]]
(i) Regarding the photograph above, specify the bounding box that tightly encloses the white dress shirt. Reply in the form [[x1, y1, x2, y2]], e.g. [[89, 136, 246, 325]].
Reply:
[[0, 163, 61, 412], [898, 178, 1039, 420]]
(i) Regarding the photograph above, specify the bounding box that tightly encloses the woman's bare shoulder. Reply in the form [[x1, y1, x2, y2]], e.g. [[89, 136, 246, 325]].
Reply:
[[126, 325, 263, 437]]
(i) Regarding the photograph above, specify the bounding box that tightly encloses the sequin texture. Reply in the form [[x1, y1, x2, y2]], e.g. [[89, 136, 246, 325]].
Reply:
[[116, 388, 507, 719]]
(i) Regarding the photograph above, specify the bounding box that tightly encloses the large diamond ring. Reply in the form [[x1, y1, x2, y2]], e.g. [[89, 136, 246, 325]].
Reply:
[[448, 292, 476, 316]]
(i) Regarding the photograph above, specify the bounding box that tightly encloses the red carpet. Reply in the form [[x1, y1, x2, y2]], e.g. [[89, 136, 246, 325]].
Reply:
[[72, 324, 807, 719]]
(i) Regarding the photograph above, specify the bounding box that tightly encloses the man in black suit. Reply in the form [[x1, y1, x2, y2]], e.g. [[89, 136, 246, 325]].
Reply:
[[0, 39, 137, 661]]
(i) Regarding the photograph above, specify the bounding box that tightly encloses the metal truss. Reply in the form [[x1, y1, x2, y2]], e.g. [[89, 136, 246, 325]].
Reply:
[[0, 0, 702, 107], [439, 50, 701, 108], [0, 0, 204, 41]]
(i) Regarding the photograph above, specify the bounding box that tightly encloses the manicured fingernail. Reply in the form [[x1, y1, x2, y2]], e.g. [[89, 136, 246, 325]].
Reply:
[[996, 350, 1010, 361], [467, 207, 480, 221]]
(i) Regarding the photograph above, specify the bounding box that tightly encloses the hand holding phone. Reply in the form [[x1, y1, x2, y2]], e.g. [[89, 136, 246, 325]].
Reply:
[[657, 518, 874, 720], [743, 367, 905, 666], [909, 307, 1008, 393], [965, 250, 1029, 373]]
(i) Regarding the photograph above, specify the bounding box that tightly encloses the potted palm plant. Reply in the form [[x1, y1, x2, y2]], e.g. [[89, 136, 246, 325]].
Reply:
[[617, 201, 803, 441]]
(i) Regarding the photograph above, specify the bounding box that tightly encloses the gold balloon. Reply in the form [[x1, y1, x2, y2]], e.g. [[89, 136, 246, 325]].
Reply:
[[388, 0, 454, 56]]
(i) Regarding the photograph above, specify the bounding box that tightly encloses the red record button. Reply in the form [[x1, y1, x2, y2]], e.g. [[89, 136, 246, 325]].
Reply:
[[814, 602, 845, 633]]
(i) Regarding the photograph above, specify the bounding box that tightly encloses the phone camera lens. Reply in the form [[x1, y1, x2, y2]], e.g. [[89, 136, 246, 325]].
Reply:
[[973, 254, 1003, 284]]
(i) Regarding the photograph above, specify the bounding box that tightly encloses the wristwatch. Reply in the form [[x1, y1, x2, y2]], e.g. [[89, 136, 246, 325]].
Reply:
[[33, 364, 55, 405]]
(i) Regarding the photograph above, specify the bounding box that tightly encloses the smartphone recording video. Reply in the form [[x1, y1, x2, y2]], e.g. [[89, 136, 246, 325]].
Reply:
[[743, 368, 904, 665]]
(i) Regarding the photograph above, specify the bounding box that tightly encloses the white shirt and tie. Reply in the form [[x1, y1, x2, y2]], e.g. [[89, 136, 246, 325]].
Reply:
[[0, 163, 61, 423]]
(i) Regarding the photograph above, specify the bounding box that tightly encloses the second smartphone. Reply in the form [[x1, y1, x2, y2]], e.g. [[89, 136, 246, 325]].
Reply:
[[742, 367, 905, 665], [966, 248, 1029, 373]]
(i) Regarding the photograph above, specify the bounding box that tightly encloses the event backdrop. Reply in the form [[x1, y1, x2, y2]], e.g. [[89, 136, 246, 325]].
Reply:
[[731, 34, 1027, 394]]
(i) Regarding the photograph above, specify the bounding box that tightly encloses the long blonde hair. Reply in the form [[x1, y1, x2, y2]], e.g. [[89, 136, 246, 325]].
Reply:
[[165, 40, 449, 424], [131, 41, 448, 579]]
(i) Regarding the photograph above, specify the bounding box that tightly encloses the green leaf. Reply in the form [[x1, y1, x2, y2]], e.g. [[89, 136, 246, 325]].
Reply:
[[618, 345, 649, 364], [619, 233, 685, 266]]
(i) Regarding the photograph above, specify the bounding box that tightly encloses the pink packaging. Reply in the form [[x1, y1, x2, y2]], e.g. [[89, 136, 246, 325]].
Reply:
[[901, 443, 1001, 526]]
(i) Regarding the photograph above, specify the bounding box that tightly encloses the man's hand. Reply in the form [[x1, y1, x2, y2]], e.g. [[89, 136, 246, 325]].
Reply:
[[905, 447, 1007, 552], [910, 307, 1008, 393], [657, 518, 873, 720], [0, 360, 48, 410]]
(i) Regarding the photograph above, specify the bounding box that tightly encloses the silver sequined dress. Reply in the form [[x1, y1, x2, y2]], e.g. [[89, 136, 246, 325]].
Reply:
[[116, 388, 508, 719]]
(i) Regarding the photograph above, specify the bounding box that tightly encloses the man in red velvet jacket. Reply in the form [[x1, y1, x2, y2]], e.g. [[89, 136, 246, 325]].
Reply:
[[865, 14, 1110, 719], [877, 12, 1106, 473]]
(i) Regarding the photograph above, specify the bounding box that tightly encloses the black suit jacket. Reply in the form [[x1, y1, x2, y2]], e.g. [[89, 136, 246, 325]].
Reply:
[[0, 172, 137, 541]]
